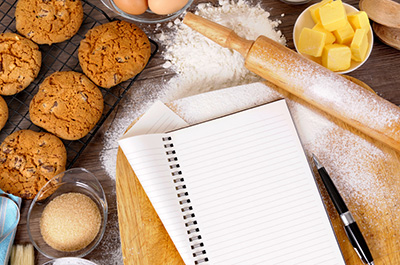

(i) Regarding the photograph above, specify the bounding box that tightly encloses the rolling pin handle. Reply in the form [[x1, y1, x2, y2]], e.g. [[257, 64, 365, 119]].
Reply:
[[183, 12, 254, 57]]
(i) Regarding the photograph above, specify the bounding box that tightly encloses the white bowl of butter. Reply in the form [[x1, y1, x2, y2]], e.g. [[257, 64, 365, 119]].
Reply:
[[293, 2, 373, 74]]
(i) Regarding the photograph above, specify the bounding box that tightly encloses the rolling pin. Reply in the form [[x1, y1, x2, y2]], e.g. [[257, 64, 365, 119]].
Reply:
[[183, 12, 400, 152]]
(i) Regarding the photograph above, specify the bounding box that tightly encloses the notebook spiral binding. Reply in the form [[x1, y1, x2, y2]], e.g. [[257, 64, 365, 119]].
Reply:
[[163, 136, 209, 264]]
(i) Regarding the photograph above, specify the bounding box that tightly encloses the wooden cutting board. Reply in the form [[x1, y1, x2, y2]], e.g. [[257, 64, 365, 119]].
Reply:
[[116, 81, 400, 265]]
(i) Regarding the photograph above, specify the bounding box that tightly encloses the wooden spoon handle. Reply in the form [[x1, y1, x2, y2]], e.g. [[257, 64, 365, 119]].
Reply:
[[183, 12, 254, 57]]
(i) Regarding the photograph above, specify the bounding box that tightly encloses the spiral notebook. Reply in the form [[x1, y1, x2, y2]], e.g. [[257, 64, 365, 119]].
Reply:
[[119, 99, 345, 265]]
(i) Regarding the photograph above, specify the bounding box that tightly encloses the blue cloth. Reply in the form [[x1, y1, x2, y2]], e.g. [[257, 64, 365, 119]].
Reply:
[[0, 190, 21, 265]]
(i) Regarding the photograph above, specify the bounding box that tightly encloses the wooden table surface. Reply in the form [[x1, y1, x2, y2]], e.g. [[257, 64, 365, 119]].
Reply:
[[11, 0, 400, 264]]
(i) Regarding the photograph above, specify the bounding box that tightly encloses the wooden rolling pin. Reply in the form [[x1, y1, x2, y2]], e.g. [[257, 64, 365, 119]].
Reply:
[[183, 12, 400, 152]]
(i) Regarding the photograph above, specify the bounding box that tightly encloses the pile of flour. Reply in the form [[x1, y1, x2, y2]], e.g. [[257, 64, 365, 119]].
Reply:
[[158, 0, 286, 101], [100, 0, 286, 179]]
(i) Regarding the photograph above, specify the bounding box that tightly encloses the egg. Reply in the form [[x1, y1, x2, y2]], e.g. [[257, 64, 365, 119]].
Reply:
[[113, 0, 148, 15], [148, 0, 189, 15]]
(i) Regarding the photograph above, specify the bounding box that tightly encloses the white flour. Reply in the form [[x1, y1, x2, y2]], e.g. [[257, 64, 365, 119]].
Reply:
[[100, 0, 286, 179], [158, 0, 286, 101]]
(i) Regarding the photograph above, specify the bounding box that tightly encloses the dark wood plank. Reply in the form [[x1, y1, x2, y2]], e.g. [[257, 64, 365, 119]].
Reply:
[[9, 0, 400, 264]]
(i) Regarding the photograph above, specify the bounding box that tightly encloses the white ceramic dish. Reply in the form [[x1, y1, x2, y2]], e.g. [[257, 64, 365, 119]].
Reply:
[[293, 3, 373, 74], [42, 257, 98, 265]]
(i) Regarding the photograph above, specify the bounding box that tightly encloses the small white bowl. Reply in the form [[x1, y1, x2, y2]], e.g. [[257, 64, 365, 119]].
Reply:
[[42, 257, 98, 265], [293, 3, 373, 74]]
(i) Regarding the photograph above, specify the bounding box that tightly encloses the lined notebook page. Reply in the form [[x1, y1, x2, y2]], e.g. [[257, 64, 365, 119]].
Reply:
[[119, 101, 196, 264], [169, 100, 345, 264], [119, 100, 345, 265]]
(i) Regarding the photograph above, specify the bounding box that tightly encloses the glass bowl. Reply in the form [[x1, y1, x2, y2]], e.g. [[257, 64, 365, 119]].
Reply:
[[27, 168, 108, 259], [100, 0, 194, 24], [293, 3, 373, 74]]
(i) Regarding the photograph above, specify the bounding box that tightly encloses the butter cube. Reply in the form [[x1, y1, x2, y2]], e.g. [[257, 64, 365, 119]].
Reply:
[[322, 44, 351, 71], [309, 0, 333, 24], [319, 0, 347, 32], [313, 23, 336, 44], [298, 28, 327, 57], [333, 21, 355, 44], [351, 29, 369, 62], [347, 11, 370, 32]]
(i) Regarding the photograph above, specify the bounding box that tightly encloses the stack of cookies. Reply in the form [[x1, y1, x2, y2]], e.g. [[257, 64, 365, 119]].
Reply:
[[0, 0, 152, 200]]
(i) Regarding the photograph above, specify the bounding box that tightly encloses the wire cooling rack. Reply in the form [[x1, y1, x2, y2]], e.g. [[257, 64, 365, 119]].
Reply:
[[0, 0, 158, 168]]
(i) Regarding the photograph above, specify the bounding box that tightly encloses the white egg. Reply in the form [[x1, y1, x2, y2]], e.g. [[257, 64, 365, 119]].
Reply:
[[148, 0, 189, 15], [113, 0, 148, 15]]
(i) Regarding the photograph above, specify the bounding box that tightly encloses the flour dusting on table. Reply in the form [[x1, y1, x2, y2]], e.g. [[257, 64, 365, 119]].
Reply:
[[100, 0, 286, 179]]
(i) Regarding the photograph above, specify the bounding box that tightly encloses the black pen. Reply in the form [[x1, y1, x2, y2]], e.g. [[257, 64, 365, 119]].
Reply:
[[312, 154, 374, 265]]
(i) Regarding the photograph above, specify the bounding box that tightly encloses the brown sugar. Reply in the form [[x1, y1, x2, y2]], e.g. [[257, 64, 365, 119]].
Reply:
[[40, 192, 101, 252]]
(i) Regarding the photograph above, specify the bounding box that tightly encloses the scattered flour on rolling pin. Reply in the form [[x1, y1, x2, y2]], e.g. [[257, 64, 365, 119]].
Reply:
[[281, 57, 400, 152], [156, 0, 286, 101]]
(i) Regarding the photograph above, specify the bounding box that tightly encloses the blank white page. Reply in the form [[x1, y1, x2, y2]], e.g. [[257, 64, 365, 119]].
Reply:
[[169, 99, 345, 264]]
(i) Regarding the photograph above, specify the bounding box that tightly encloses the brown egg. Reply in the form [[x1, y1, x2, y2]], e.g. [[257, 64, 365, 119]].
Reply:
[[148, 0, 189, 15], [113, 0, 148, 15]]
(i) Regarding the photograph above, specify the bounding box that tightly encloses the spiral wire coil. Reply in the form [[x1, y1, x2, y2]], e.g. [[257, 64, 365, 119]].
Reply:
[[163, 136, 209, 264]]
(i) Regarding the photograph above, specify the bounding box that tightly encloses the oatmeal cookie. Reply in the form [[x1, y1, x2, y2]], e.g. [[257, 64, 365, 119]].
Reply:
[[29, 71, 104, 140], [0, 130, 67, 199], [0, 33, 41, 95], [15, 0, 83, 45], [78, 20, 151, 88], [0, 96, 8, 131]]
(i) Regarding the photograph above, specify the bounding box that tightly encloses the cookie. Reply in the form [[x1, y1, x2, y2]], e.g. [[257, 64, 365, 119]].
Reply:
[[78, 20, 151, 88], [15, 0, 83, 45], [0, 33, 41, 95], [29, 71, 104, 140], [0, 130, 67, 199], [0, 96, 8, 131]]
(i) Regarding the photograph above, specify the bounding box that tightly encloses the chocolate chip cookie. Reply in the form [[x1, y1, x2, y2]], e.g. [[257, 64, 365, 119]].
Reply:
[[29, 71, 104, 140], [15, 0, 84, 45], [0, 33, 41, 95], [78, 20, 151, 88], [0, 96, 8, 131], [0, 130, 67, 199]]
